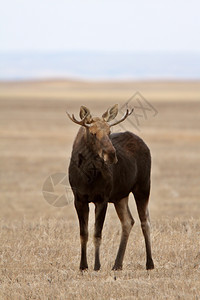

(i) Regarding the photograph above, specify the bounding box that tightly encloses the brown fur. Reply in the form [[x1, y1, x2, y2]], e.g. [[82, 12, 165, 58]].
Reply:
[[68, 107, 154, 271]]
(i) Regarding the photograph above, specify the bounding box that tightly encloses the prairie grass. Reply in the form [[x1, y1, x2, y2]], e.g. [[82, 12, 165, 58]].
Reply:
[[0, 80, 200, 299]]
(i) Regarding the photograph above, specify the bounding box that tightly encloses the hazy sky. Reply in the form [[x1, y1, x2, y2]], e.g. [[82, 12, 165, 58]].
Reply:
[[1, 0, 200, 52]]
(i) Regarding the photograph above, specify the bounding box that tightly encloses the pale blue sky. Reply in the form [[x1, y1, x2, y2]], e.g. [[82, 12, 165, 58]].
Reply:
[[1, 0, 200, 52]]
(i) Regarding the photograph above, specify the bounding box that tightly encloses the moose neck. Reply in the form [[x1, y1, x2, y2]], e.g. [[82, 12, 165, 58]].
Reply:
[[73, 127, 95, 157], [71, 127, 110, 184]]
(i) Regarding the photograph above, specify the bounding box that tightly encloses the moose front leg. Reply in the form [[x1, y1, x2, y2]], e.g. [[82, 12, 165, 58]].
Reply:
[[75, 199, 89, 270], [94, 201, 108, 271]]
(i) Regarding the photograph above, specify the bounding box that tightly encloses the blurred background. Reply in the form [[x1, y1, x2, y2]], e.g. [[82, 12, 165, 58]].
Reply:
[[1, 1, 200, 80]]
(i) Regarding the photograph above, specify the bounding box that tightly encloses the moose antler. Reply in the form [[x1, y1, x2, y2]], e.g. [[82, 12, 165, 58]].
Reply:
[[66, 111, 91, 128], [110, 108, 134, 127]]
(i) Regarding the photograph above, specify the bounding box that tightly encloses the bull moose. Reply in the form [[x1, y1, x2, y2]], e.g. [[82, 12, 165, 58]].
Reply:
[[67, 104, 154, 271]]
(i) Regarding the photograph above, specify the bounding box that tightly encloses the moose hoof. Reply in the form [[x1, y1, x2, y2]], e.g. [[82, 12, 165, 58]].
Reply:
[[80, 264, 88, 271], [146, 260, 154, 270], [94, 263, 101, 271], [112, 265, 122, 271]]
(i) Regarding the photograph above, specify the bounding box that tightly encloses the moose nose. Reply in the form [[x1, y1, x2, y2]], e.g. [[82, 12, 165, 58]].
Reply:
[[110, 150, 118, 164], [103, 150, 118, 164]]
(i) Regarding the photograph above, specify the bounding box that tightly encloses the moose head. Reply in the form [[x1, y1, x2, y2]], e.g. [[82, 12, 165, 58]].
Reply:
[[66, 104, 133, 164]]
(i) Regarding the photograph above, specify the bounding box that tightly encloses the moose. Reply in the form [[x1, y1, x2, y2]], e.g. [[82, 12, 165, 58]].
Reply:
[[67, 104, 154, 271]]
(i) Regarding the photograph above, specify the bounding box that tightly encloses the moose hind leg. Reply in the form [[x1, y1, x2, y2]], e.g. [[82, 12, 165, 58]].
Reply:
[[94, 201, 108, 271], [134, 186, 154, 270], [75, 199, 89, 270], [112, 197, 134, 270]]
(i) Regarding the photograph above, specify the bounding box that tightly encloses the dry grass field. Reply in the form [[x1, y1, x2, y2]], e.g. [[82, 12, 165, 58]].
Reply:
[[0, 80, 200, 299]]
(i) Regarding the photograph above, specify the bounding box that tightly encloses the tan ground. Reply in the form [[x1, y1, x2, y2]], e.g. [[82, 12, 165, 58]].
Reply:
[[0, 80, 200, 299]]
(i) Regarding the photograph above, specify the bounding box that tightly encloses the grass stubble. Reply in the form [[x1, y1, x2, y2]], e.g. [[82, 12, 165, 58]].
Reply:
[[0, 80, 200, 299]]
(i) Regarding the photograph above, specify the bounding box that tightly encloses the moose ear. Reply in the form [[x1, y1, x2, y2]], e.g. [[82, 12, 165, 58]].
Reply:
[[102, 104, 118, 122], [79, 106, 92, 123], [80, 106, 90, 119]]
